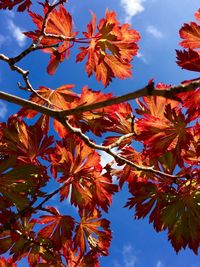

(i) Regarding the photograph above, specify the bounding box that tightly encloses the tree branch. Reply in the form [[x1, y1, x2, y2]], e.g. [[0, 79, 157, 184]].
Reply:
[[59, 118, 184, 179], [59, 79, 200, 117], [0, 79, 199, 119]]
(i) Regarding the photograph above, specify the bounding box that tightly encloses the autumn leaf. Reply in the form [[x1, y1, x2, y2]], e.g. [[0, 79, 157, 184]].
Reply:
[[126, 177, 200, 254], [178, 88, 200, 121], [0, 256, 17, 267], [176, 49, 200, 72], [0, 0, 31, 11], [35, 207, 74, 250], [25, 4, 77, 74], [50, 136, 118, 211], [135, 105, 191, 158], [177, 9, 200, 73], [103, 102, 135, 147], [179, 22, 200, 49], [113, 146, 155, 188], [0, 163, 48, 210], [181, 122, 200, 165], [74, 209, 111, 256], [135, 83, 179, 117], [0, 116, 54, 164], [69, 86, 114, 137], [76, 9, 140, 86], [195, 8, 200, 22]]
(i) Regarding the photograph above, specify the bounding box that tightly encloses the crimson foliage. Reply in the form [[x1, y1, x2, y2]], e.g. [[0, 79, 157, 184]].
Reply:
[[0, 1, 199, 266]]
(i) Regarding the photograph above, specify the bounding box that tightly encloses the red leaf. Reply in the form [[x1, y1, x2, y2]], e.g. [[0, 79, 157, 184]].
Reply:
[[0, 0, 31, 11], [0, 257, 17, 267], [179, 22, 200, 49], [74, 209, 111, 256], [50, 136, 118, 211], [135, 105, 191, 158], [0, 116, 54, 164], [126, 178, 200, 254], [76, 10, 140, 86], [176, 49, 200, 72], [25, 4, 77, 74], [195, 8, 200, 22], [35, 207, 74, 250]]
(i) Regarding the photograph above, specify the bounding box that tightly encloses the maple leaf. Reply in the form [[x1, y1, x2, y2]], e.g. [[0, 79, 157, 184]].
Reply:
[[176, 49, 200, 72], [0, 161, 48, 210], [103, 102, 135, 147], [0, 256, 16, 267], [34, 206, 74, 250], [181, 122, 200, 165], [76, 10, 140, 86], [177, 9, 200, 73], [50, 136, 118, 211], [195, 8, 200, 22], [67, 86, 115, 137], [112, 146, 155, 188], [135, 104, 192, 158], [25, 4, 77, 74], [135, 83, 179, 117], [0, 0, 31, 11], [179, 88, 200, 121], [126, 177, 200, 254], [64, 248, 100, 267], [179, 22, 200, 49], [0, 116, 54, 164], [74, 209, 111, 256], [0, 216, 62, 265], [19, 84, 79, 136]]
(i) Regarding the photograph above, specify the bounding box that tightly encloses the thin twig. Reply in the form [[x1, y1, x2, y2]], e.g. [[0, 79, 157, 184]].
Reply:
[[59, 118, 184, 179], [0, 79, 199, 118]]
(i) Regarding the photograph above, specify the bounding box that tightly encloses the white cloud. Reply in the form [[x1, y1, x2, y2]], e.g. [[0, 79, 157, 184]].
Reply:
[[156, 260, 165, 267], [100, 150, 114, 168], [0, 101, 7, 119], [99, 148, 124, 183], [0, 35, 6, 48], [137, 52, 148, 63], [114, 245, 138, 267], [120, 0, 146, 22], [123, 245, 137, 267], [146, 25, 164, 39], [5, 10, 15, 18], [7, 19, 26, 47]]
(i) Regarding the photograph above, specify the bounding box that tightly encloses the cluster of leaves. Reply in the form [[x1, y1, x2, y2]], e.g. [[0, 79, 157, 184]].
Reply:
[[0, 1, 199, 266]]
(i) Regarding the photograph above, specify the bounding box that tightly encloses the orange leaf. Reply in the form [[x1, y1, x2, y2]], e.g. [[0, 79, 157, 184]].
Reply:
[[74, 209, 111, 256], [25, 4, 77, 74], [35, 207, 74, 250], [176, 49, 200, 72], [179, 22, 200, 49], [76, 10, 140, 86]]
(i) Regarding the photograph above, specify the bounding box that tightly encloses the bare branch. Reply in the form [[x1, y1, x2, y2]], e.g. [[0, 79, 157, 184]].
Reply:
[[0, 90, 58, 117], [59, 118, 184, 179], [59, 79, 200, 117]]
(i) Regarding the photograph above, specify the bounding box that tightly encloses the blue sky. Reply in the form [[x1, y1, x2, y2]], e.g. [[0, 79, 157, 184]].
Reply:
[[0, 0, 200, 266]]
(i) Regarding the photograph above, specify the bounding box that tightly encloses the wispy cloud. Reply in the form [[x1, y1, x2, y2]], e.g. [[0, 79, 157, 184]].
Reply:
[[0, 101, 7, 119], [146, 25, 164, 39], [137, 51, 148, 63], [114, 244, 138, 267], [100, 150, 113, 168], [0, 35, 6, 48], [7, 19, 26, 47], [120, 0, 146, 22], [156, 260, 165, 267], [123, 245, 137, 267], [99, 149, 123, 183]]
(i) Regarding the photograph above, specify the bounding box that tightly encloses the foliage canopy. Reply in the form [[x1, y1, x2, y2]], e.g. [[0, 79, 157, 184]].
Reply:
[[0, 0, 199, 266]]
